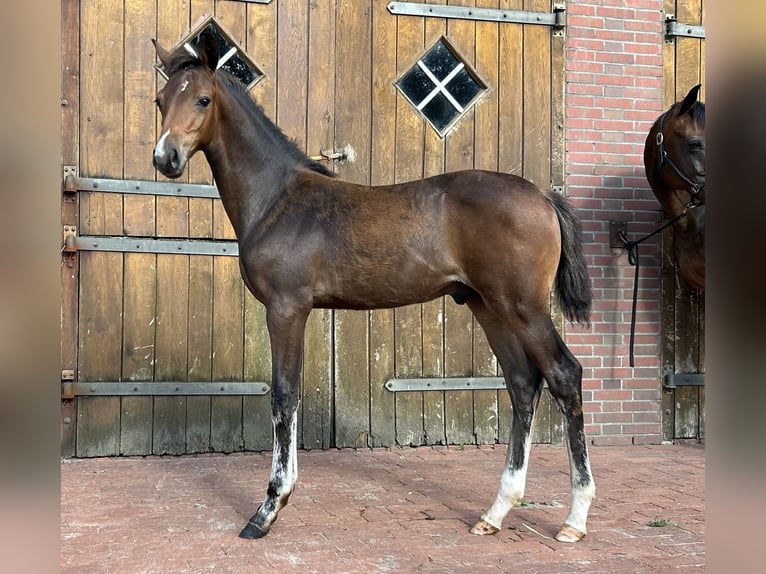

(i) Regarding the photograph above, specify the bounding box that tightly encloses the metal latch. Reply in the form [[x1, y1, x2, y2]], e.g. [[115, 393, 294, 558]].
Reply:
[[62, 226, 77, 253], [309, 148, 348, 162]]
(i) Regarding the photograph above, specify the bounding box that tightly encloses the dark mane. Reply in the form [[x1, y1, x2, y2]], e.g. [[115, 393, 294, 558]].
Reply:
[[216, 69, 336, 177]]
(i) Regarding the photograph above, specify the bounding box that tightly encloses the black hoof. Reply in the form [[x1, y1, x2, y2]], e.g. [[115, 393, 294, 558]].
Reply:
[[238, 519, 270, 539]]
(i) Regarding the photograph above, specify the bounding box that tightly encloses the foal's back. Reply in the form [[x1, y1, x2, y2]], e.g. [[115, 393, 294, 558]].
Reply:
[[241, 168, 561, 311]]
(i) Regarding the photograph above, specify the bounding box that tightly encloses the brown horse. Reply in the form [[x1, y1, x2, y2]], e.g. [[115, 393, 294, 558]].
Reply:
[[644, 84, 705, 290], [152, 33, 595, 543]]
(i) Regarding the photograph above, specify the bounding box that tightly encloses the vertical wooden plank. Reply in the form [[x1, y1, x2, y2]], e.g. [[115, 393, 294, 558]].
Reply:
[[77, 253, 123, 457], [697, 0, 705, 437], [275, 0, 311, 445], [244, 0, 279, 452], [393, 11, 426, 447], [154, 254, 190, 454], [548, 0, 567, 447], [443, 0, 476, 446], [277, 0, 309, 143], [205, 0, 248, 453], [243, 295, 272, 451], [123, 0, 157, 237], [674, 286, 700, 438], [77, 0, 125, 457], [675, 0, 703, 100], [187, 255, 214, 453], [119, 253, 157, 455], [662, 0, 706, 440], [213, 0, 246, 246], [677, 0, 704, 440], [498, 0, 523, 176], [369, 0, 398, 448], [186, 0, 215, 248], [523, 0, 555, 444], [187, 0, 215, 187], [334, 1, 371, 449], [472, 0, 501, 445], [119, 0, 159, 456], [155, 0, 205, 454], [81, 0, 125, 179], [421, 1, 448, 447], [660, 228, 677, 441], [660, 0, 677, 438], [60, 0, 81, 457], [210, 256, 245, 452], [522, 0, 551, 187], [300, 0, 335, 450], [496, 1, 524, 442]]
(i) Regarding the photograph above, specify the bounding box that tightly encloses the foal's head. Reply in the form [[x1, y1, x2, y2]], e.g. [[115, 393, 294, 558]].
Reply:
[[152, 35, 220, 179]]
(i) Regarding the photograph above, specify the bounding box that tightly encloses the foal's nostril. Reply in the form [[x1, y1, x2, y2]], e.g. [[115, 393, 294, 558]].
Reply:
[[170, 148, 180, 169]]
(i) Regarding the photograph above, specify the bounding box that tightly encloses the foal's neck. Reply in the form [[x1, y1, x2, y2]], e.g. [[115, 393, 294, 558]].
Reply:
[[202, 91, 303, 239]]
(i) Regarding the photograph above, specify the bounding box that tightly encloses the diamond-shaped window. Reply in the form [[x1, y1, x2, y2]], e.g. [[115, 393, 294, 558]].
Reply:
[[156, 17, 265, 91], [395, 38, 487, 137]]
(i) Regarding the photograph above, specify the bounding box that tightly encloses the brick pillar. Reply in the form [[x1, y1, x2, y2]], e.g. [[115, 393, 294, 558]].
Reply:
[[564, 0, 665, 444]]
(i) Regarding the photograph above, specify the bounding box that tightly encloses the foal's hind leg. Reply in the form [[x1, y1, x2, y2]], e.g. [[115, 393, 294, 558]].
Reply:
[[466, 299, 544, 536], [513, 314, 595, 542], [239, 304, 309, 539]]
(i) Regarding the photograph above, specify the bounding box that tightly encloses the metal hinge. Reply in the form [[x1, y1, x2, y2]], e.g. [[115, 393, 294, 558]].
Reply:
[[62, 235, 239, 257], [388, 2, 566, 35], [663, 372, 705, 390], [386, 377, 506, 392], [665, 15, 705, 41], [61, 381, 270, 398]]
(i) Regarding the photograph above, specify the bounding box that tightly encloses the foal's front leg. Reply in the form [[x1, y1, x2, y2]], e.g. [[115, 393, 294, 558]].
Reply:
[[239, 305, 309, 539]]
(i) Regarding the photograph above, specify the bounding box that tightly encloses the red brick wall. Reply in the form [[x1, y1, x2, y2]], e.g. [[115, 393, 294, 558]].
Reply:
[[564, 0, 665, 445]]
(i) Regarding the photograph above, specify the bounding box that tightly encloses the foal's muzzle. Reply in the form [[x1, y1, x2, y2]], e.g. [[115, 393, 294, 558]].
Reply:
[[153, 144, 186, 179]]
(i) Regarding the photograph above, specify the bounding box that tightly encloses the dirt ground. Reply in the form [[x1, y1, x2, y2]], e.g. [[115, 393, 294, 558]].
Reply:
[[61, 442, 704, 573]]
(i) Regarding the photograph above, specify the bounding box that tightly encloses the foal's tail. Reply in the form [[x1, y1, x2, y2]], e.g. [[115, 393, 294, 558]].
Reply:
[[545, 192, 592, 325]]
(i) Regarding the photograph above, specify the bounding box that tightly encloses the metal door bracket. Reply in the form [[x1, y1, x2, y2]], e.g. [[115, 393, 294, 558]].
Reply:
[[663, 372, 705, 390], [665, 15, 705, 41], [609, 220, 628, 249], [388, 2, 565, 34], [61, 381, 270, 398], [386, 377, 506, 392]]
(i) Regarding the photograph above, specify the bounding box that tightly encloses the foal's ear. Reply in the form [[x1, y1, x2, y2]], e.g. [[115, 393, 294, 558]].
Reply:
[[680, 84, 702, 115], [198, 32, 219, 72], [152, 39, 173, 71]]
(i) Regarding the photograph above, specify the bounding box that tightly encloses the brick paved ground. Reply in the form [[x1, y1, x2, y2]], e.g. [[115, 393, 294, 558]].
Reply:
[[61, 443, 704, 573]]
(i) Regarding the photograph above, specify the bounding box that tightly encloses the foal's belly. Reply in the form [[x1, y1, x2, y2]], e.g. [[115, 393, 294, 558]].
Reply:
[[311, 277, 472, 310]]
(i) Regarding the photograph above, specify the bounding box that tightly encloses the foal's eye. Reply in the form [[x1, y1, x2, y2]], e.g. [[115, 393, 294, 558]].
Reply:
[[198, 96, 211, 108]]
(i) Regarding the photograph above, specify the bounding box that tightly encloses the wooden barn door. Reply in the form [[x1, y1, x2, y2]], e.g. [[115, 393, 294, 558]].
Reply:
[[660, 0, 705, 441], [61, 0, 566, 457], [330, 0, 567, 449]]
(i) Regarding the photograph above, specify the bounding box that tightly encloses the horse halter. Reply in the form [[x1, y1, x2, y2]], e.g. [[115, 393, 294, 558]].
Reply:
[[655, 111, 705, 211]]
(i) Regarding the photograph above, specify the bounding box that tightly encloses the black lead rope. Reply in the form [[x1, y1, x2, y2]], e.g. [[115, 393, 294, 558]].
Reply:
[[619, 206, 698, 367], [622, 112, 704, 366]]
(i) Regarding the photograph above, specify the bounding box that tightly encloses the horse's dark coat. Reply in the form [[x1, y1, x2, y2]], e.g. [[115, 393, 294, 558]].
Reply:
[[643, 84, 705, 290], [152, 33, 596, 542]]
